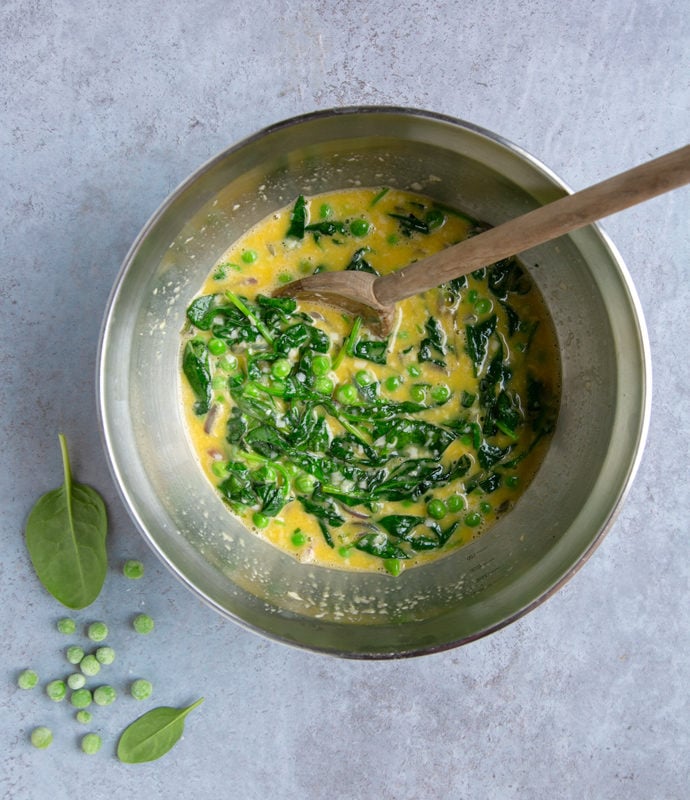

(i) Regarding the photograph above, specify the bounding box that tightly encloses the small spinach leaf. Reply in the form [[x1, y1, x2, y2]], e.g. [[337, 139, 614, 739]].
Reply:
[[117, 698, 204, 764]]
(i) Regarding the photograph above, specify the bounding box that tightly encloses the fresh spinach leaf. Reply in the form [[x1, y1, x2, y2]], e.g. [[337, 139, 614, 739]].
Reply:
[[117, 698, 204, 763], [25, 434, 108, 609]]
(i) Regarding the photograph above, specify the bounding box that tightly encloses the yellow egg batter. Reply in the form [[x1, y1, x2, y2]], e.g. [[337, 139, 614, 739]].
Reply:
[[180, 188, 560, 575]]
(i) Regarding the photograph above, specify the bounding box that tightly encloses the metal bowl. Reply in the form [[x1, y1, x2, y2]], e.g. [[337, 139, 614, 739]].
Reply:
[[97, 107, 650, 658]]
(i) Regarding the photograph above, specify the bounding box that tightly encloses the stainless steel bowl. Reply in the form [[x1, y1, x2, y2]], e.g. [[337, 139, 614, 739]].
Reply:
[[97, 107, 651, 658]]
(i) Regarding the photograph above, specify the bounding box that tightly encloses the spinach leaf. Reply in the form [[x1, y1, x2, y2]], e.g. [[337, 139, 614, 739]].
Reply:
[[117, 698, 204, 763], [286, 195, 307, 239], [182, 339, 212, 415], [345, 248, 379, 274], [389, 212, 430, 237], [218, 462, 257, 507], [25, 434, 108, 609], [297, 491, 343, 547], [305, 220, 347, 237], [465, 314, 497, 371], [418, 315, 447, 367], [186, 294, 218, 330], [352, 337, 388, 365], [354, 532, 409, 560]]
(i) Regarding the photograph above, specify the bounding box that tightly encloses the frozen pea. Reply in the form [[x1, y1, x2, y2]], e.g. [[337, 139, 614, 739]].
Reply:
[[46, 679, 66, 702], [80, 655, 101, 677], [130, 679, 153, 701], [93, 685, 116, 706], [70, 689, 92, 709], [132, 614, 154, 634], [17, 669, 38, 690], [75, 710, 92, 725], [56, 618, 76, 634], [81, 733, 102, 754], [95, 646, 115, 665], [87, 621, 108, 642], [66, 645, 85, 665], [67, 673, 86, 690], [30, 726, 53, 749]]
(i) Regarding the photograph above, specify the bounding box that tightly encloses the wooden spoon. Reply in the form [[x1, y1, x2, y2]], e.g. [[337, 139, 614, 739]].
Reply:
[[274, 145, 690, 335]]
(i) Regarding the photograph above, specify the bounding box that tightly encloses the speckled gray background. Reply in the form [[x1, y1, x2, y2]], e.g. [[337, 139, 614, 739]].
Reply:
[[2, 1, 688, 798]]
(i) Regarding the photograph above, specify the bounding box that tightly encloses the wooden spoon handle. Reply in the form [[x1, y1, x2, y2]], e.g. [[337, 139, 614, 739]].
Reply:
[[373, 144, 690, 307]]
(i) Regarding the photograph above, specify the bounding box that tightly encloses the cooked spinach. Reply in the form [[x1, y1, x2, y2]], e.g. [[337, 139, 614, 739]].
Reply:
[[182, 192, 559, 568]]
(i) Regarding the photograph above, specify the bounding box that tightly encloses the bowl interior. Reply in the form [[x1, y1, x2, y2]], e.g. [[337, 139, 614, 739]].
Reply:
[[98, 108, 649, 657]]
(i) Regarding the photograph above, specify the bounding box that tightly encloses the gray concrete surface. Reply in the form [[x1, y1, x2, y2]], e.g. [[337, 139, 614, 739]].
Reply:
[[1, 1, 688, 798]]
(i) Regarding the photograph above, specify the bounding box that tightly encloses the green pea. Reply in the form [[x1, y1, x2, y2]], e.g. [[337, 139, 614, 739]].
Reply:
[[465, 511, 482, 527], [427, 498, 447, 520], [95, 646, 116, 665], [211, 460, 227, 478], [338, 546, 353, 558], [384, 558, 402, 577], [30, 727, 53, 749], [70, 689, 92, 709], [447, 495, 465, 513], [295, 473, 317, 493], [506, 475, 519, 488], [241, 249, 258, 264], [431, 384, 451, 404], [75, 710, 92, 725], [385, 375, 402, 392], [87, 621, 108, 642], [475, 298, 493, 315], [271, 358, 291, 379], [336, 383, 358, 404], [17, 669, 38, 690], [355, 369, 374, 386], [407, 364, 421, 378], [387, 233, 399, 245], [46, 679, 66, 702], [479, 501, 492, 514], [81, 733, 102, 755], [291, 530, 307, 547], [67, 673, 86, 690], [278, 272, 293, 284], [207, 337, 227, 355], [425, 208, 445, 229], [80, 655, 101, 677], [130, 679, 153, 701], [314, 376, 334, 395], [311, 355, 331, 376], [123, 559, 144, 579], [132, 614, 155, 635], [349, 218, 370, 237], [66, 645, 84, 665], [467, 289, 478, 303], [56, 618, 76, 635], [409, 384, 426, 402], [319, 203, 333, 219], [218, 354, 238, 372], [252, 512, 270, 529], [93, 685, 117, 706]]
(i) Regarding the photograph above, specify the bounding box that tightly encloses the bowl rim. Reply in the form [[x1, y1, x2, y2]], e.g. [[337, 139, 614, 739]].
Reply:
[[96, 105, 652, 658]]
